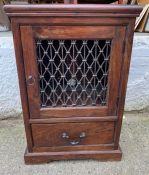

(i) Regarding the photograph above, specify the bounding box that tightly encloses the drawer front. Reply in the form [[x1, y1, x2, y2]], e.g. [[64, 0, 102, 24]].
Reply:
[[32, 122, 114, 147]]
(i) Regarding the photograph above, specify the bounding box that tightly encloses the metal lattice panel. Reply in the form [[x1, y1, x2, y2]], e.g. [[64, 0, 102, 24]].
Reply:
[[36, 39, 111, 107]]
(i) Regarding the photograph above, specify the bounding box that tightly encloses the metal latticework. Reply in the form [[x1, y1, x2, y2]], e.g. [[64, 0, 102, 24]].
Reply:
[[36, 39, 111, 107]]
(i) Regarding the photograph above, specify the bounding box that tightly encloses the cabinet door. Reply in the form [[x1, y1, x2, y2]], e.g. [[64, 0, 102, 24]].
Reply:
[[21, 25, 125, 119]]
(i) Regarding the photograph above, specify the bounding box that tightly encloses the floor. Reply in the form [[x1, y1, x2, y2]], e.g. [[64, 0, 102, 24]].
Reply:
[[0, 113, 149, 175]]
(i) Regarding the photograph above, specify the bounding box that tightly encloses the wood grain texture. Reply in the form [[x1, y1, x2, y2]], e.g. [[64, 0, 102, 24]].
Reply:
[[32, 122, 115, 147], [34, 26, 115, 39], [4, 4, 142, 164], [4, 4, 142, 17], [26, 0, 122, 4], [107, 26, 126, 115], [20, 24, 125, 119], [29, 116, 117, 124], [39, 106, 108, 118], [24, 147, 122, 164], [11, 20, 33, 152], [6, 17, 138, 26], [20, 26, 41, 119], [33, 144, 115, 152], [114, 19, 137, 149]]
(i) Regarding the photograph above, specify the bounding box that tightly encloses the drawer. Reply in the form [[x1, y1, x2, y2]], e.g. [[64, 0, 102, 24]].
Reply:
[[32, 122, 115, 147]]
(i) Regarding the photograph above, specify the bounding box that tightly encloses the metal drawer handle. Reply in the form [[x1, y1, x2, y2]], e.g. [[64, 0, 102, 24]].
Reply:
[[62, 132, 86, 145], [26, 75, 35, 86]]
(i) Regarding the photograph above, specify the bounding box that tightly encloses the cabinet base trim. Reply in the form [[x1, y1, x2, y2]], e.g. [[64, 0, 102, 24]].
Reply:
[[24, 146, 122, 164]]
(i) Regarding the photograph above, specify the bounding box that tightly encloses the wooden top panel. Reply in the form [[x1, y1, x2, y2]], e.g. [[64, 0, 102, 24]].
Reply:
[[4, 4, 142, 17]]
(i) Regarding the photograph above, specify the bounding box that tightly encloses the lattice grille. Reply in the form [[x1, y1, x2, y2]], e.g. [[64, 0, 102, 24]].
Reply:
[[36, 39, 111, 107]]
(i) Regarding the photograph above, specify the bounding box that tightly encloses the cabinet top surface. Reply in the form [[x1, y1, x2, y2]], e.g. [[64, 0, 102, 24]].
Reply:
[[4, 4, 142, 17]]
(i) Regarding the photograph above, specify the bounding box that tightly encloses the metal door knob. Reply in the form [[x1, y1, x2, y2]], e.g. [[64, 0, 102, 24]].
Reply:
[[27, 75, 35, 85]]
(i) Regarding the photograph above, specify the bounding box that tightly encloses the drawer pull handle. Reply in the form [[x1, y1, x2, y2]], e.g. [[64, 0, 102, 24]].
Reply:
[[62, 132, 86, 145]]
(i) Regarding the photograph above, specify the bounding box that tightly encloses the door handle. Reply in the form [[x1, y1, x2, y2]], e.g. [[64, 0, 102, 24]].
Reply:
[[62, 132, 86, 145], [26, 75, 35, 86]]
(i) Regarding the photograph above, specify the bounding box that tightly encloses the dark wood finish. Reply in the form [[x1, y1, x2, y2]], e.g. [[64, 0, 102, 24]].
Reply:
[[4, 4, 142, 164], [20, 24, 124, 119], [21, 26, 40, 118], [24, 147, 122, 164], [28, 0, 123, 4], [32, 122, 115, 147], [10, 21, 34, 152], [29, 116, 117, 123], [39, 106, 108, 118], [34, 26, 115, 39], [114, 19, 137, 149], [32, 144, 115, 152], [4, 5, 141, 17]]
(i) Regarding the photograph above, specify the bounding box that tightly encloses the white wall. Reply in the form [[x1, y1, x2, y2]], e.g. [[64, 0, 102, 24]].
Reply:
[[125, 35, 149, 111], [0, 35, 21, 119], [0, 33, 149, 119]]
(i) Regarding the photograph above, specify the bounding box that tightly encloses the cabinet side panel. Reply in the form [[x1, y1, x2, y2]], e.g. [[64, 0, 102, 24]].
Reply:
[[11, 20, 33, 152], [114, 19, 136, 148]]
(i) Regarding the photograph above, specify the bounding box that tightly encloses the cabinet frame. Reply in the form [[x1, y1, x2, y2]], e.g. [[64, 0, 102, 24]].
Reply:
[[4, 4, 142, 164]]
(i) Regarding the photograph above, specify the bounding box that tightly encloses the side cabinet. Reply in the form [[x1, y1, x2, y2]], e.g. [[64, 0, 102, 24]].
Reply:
[[4, 4, 142, 164]]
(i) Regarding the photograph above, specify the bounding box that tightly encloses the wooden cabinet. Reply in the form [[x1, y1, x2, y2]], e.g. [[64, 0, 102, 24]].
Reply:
[[4, 4, 142, 164]]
